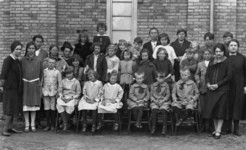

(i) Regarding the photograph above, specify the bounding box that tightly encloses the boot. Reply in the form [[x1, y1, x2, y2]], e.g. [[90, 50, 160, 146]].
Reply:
[[162, 126, 167, 136], [233, 120, 241, 136], [50, 110, 56, 131], [82, 124, 87, 132], [60, 112, 67, 130], [44, 110, 51, 132], [151, 126, 155, 135]]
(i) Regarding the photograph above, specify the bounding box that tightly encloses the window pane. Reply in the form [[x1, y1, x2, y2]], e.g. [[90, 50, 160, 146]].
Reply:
[[113, 17, 131, 30], [113, 3, 132, 16], [112, 31, 131, 43]]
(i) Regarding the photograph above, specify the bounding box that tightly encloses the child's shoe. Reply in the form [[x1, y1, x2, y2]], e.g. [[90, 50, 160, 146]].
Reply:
[[162, 126, 167, 136], [114, 123, 119, 131], [82, 124, 87, 132], [91, 124, 96, 133], [50, 126, 55, 131], [62, 124, 68, 131], [187, 118, 192, 126], [151, 126, 156, 135], [96, 123, 103, 130], [44, 126, 50, 132], [176, 119, 183, 126]]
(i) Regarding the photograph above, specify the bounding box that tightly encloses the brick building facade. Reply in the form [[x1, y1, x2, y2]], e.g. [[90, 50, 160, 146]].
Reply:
[[0, 0, 245, 69]]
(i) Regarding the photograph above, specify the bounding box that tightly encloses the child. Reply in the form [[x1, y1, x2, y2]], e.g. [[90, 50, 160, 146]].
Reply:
[[133, 48, 157, 86], [56, 66, 81, 130], [127, 72, 150, 128], [119, 50, 134, 110], [105, 44, 120, 81], [172, 68, 199, 126], [78, 69, 103, 133], [93, 22, 111, 55], [42, 58, 62, 131], [150, 71, 171, 135], [223, 31, 233, 55], [116, 39, 128, 59], [71, 55, 84, 86], [152, 47, 174, 89], [195, 49, 212, 132], [180, 47, 198, 81], [97, 71, 124, 131], [84, 42, 107, 82], [132, 37, 143, 61]]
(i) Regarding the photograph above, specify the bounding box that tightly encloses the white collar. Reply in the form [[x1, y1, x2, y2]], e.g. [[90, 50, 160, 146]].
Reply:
[[10, 53, 16, 60], [65, 78, 76, 82], [151, 41, 157, 44], [107, 83, 117, 87], [44, 68, 56, 71], [97, 33, 107, 36]]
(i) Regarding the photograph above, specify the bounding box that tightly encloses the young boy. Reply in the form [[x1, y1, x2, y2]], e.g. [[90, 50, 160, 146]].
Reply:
[[56, 66, 81, 130], [180, 47, 198, 81], [172, 68, 199, 126], [150, 71, 171, 135], [42, 58, 62, 131], [105, 44, 120, 80], [132, 37, 143, 61], [223, 31, 233, 56]]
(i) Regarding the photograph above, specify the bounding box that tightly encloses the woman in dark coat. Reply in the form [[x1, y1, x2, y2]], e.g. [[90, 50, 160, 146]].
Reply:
[[202, 43, 232, 139], [170, 29, 191, 81], [74, 31, 92, 63], [0, 41, 23, 136], [225, 39, 246, 136]]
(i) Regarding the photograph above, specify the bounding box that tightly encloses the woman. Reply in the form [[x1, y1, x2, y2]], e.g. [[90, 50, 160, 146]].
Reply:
[[22, 41, 43, 132], [170, 29, 191, 81], [43, 44, 68, 73], [0, 41, 23, 136], [225, 39, 246, 136], [202, 43, 232, 139]]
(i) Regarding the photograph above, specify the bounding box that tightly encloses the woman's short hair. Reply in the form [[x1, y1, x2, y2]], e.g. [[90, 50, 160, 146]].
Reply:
[[10, 41, 22, 53], [87, 68, 99, 80], [214, 43, 226, 54], [204, 32, 214, 40], [228, 39, 240, 47], [78, 32, 89, 44], [158, 33, 170, 44], [176, 28, 187, 37], [32, 35, 44, 43], [223, 32, 233, 38], [96, 22, 107, 32], [25, 41, 37, 56]]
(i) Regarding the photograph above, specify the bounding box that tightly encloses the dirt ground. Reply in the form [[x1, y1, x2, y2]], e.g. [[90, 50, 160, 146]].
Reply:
[[1, 121, 246, 150]]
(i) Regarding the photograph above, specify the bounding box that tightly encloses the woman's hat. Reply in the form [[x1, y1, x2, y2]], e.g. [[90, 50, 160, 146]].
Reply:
[[61, 41, 73, 51], [64, 66, 74, 74]]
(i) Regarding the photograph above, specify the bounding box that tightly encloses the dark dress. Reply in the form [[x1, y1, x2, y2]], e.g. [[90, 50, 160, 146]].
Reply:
[[202, 57, 232, 119], [143, 40, 161, 61], [170, 39, 191, 81], [152, 59, 174, 84], [227, 53, 246, 120], [74, 42, 92, 62], [0, 56, 23, 116], [93, 35, 111, 55]]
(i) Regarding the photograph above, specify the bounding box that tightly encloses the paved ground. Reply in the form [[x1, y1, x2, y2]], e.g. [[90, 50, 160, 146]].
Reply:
[[1, 121, 246, 150]]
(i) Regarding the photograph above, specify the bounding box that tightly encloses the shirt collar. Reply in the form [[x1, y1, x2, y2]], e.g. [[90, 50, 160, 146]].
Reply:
[[10, 53, 16, 60], [97, 33, 107, 36], [65, 78, 76, 82], [229, 52, 237, 56], [132, 83, 147, 88]]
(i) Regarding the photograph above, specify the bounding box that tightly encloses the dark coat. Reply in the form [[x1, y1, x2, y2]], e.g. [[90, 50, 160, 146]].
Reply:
[[85, 53, 107, 82], [74, 42, 92, 62], [36, 48, 48, 62], [170, 39, 191, 81], [152, 59, 174, 83], [143, 40, 161, 61], [227, 53, 246, 120], [0, 56, 23, 116], [93, 36, 111, 55]]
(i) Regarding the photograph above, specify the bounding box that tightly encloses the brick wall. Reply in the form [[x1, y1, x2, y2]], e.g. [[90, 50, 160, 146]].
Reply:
[[236, 0, 246, 54]]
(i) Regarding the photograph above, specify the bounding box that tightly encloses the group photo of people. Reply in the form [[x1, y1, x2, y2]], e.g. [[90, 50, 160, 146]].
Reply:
[[1, 21, 246, 141]]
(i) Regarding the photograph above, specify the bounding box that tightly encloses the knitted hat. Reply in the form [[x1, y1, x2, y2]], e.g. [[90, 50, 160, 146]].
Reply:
[[10, 41, 22, 52]]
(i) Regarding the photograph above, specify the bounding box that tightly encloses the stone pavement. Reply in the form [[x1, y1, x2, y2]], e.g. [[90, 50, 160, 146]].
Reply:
[[1, 121, 246, 150]]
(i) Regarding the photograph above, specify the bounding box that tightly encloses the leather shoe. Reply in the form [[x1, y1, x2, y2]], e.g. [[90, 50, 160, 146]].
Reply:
[[151, 126, 156, 135], [233, 130, 241, 136], [2, 131, 10, 136], [96, 123, 103, 130], [82, 124, 87, 132], [176, 119, 183, 126], [114, 123, 119, 131], [8, 128, 22, 133], [91, 125, 96, 133], [214, 132, 221, 139], [162, 126, 167, 135]]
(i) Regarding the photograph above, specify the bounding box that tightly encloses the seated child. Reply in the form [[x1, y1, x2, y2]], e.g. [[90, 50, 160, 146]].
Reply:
[[78, 69, 103, 133], [180, 47, 198, 81], [105, 44, 120, 81], [42, 57, 62, 131], [97, 71, 124, 131], [127, 72, 150, 128], [131, 37, 143, 61], [172, 68, 199, 126], [56, 66, 81, 130], [150, 71, 171, 135]]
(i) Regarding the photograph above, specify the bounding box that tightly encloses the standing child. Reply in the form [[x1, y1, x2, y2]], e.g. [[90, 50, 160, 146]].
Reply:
[[127, 72, 150, 128], [85, 42, 107, 83], [180, 47, 198, 81], [172, 68, 199, 126], [42, 57, 62, 131], [97, 71, 124, 131], [132, 37, 143, 61], [195, 48, 212, 132], [71, 55, 84, 86], [116, 39, 128, 59], [93, 22, 111, 55], [105, 44, 120, 81], [150, 71, 170, 135], [78, 69, 103, 133], [56, 66, 81, 130]]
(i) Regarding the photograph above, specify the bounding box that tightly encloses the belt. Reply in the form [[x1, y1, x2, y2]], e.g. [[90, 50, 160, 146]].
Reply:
[[23, 78, 40, 82]]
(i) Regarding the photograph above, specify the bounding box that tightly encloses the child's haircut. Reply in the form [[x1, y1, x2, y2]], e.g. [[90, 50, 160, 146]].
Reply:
[[148, 27, 159, 35], [87, 68, 99, 80], [156, 47, 169, 60], [156, 71, 166, 78], [121, 49, 133, 60], [223, 31, 233, 38], [214, 43, 226, 54], [25, 41, 37, 56], [107, 44, 117, 52], [108, 70, 118, 79], [96, 22, 107, 32], [204, 32, 214, 40], [134, 71, 145, 78], [185, 47, 194, 53], [203, 48, 212, 54], [118, 39, 128, 47], [176, 28, 187, 37], [158, 33, 170, 44], [134, 37, 143, 45], [48, 56, 57, 62], [180, 68, 190, 75], [91, 42, 101, 51], [32, 34, 44, 42], [71, 54, 83, 66]]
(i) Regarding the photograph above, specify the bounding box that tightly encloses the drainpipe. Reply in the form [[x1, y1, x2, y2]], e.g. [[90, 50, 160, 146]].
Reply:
[[210, 0, 214, 33]]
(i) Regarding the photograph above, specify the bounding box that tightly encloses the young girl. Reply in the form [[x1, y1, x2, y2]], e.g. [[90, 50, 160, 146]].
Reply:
[[42, 57, 62, 132], [150, 71, 171, 135], [93, 22, 111, 55], [56, 66, 81, 130], [97, 71, 124, 131], [172, 68, 199, 127], [105, 44, 120, 81], [85, 42, 107, 82], [127, 72, 150, 128], [133, 48, 157, 86], [119, 50, 134, 110], [78, 69, 103, 133], [71, 55, 84, 86], [116, 39, 128, 59], [22, 41, 43, 132], [153, 47, 174, 89]]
